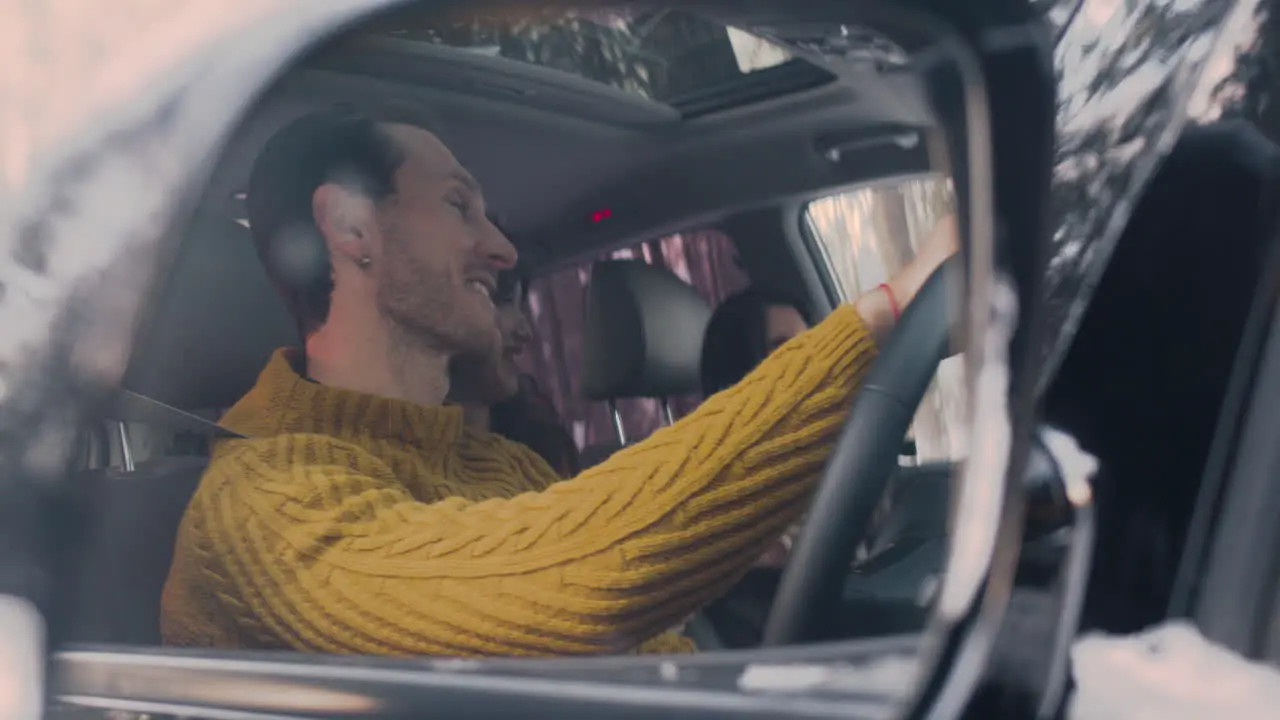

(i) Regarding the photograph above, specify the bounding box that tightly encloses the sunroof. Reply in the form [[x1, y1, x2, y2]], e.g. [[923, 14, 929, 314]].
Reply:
[[358, 7, 836, 114]]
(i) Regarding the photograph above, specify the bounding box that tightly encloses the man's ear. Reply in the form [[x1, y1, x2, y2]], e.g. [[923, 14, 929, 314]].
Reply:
[[313, 182, 377, 267]]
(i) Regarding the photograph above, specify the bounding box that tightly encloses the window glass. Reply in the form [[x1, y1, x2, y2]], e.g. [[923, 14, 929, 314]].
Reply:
[[522, 230, 747, 452], [804, 175, 968, 461], [356, 7, 818, 109]]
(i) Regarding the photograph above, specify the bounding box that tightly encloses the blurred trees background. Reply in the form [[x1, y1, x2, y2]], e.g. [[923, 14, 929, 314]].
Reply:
[[361, 7, 753, 103]]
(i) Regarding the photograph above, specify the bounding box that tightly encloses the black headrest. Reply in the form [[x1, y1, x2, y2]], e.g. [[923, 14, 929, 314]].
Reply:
[[581, 259, 712, 400], [121, 212, 296, 411]]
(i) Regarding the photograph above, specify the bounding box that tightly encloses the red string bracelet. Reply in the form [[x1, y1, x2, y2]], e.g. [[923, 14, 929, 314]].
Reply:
[[878, 282, 901, 321]]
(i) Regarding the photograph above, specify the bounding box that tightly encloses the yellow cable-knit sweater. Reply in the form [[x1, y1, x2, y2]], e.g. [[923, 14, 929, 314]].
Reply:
[[160, 305, 876, 656]]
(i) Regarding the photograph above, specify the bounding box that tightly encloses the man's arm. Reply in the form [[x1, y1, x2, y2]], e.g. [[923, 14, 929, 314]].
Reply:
[[190, 220, 957, 657], [854, 214, 958, 343], [190, 307, 867, 656]]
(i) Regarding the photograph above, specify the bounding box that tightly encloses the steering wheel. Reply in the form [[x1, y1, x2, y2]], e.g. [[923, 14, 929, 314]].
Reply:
[[762, 260, 959, 646]]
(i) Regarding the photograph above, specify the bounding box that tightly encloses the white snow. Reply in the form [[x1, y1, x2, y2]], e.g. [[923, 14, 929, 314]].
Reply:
[[1069, 621, 1280, 719]]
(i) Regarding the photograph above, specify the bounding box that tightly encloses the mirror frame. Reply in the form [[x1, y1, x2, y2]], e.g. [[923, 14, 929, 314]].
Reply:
[[0, 1, 1061, 718]]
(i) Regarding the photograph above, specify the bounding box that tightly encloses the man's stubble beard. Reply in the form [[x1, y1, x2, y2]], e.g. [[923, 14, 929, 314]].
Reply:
[[376, 255, 498, 363]]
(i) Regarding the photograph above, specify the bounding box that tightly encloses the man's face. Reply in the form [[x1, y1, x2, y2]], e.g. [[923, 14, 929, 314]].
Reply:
[[371, 124, 516, 358]]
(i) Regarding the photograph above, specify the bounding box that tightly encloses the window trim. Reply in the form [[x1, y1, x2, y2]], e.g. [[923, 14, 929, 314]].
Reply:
[[1177, 241, 1280, 660], [800, 207, 848, 306], [54, 635, 922, 718]]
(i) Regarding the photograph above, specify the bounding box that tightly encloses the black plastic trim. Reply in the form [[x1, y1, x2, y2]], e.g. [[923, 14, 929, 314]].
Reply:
[[672, 60, 838, 119]]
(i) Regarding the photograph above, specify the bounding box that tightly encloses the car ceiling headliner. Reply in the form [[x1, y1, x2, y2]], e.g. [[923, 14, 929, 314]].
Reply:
[[120, 22, 942, 410], [192, 41, 937, 270]]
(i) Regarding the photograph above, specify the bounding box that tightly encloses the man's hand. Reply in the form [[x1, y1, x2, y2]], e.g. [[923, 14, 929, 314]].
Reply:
[[909, 214, 960, 290], [853, 214, 959, 343]]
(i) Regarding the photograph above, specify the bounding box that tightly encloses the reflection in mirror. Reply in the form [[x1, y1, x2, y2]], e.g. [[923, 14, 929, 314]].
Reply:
[[55, 2, 1005, 715]]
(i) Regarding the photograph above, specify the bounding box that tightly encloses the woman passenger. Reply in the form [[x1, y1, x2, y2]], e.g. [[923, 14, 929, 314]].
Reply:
[[700, 289, 813, 397], [449, 267, 581, 477]]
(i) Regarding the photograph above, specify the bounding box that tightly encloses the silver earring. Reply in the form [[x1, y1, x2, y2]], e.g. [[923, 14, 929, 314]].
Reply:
[[357, 256, 372, 269]]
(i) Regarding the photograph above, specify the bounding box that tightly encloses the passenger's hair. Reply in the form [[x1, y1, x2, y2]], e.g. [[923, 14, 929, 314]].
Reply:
[[246, 105, 407, 336], [699, 288, 812, 397], [492, 255, 531, 307]]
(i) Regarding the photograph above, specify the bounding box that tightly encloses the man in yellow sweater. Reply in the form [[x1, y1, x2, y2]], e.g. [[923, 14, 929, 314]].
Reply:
[[160, 107, 956, 656]]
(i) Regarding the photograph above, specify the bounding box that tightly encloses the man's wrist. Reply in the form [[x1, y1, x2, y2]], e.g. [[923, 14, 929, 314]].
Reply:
[[852, 284, 897, 344]]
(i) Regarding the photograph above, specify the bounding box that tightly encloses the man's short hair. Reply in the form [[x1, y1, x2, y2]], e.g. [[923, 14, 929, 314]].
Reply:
[[246, 105, 406, 336]]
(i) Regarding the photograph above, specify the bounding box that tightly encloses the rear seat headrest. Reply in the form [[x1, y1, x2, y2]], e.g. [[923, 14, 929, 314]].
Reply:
[[121, 212, 296, 411], [581, 259, 712, 400]]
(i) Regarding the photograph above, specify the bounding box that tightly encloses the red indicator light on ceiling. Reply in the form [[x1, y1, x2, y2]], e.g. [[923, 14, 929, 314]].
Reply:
[[591, 208, 613, 223]]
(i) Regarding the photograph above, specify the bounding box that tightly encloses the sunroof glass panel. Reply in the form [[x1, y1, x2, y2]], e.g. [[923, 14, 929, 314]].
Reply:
[[359, 7, 805, 106]]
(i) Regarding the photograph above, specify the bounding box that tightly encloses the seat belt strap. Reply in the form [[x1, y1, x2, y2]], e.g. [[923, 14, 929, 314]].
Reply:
[[111, 389, 247, 439]]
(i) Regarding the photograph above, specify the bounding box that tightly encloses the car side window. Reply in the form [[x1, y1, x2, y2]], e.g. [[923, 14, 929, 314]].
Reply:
[[524, 230, 748, 452], [804, 175, 968, 461]]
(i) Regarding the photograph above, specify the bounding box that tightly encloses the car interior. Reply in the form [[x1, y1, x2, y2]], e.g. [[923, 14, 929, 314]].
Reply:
[[58, 7, 976, 652]]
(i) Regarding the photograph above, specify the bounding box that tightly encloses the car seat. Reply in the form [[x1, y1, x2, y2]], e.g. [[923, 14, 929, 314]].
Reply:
[[578, 258, 712, 464], [63, 211, 293, 643]]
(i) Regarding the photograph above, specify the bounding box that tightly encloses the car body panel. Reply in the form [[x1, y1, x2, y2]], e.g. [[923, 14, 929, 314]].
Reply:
[[1038, 0, 1264, 387]]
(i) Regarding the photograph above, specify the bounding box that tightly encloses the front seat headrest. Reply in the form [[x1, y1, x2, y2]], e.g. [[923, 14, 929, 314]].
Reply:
[[121, 212, 297, 411], [581, 259, 712, 400]]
